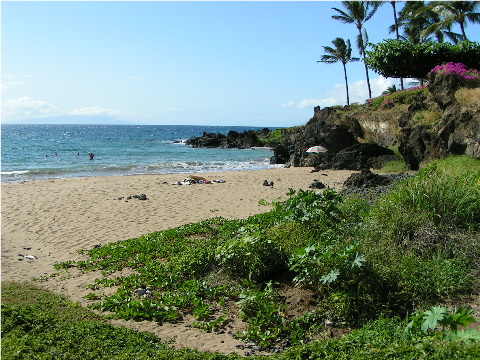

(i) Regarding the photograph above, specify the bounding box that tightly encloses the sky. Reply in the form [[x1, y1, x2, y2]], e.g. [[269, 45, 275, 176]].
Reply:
[[2, 1, 480, 127]]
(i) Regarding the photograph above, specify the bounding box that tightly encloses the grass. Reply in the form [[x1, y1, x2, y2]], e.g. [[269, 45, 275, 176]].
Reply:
[[365, 86, 430, 111], [411, 109, 442, 125], [2, 156, 480, 359], [455, 87, 480, 106]]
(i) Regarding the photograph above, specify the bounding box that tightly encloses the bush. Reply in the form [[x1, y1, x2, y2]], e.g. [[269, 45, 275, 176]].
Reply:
[[365, 39, 480, 79], [215, 227, 286, 282], [273, 188, 344, 231]]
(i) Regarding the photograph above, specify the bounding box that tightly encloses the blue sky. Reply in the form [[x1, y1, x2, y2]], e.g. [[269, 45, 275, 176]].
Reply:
[[2, 1, 480, 127]]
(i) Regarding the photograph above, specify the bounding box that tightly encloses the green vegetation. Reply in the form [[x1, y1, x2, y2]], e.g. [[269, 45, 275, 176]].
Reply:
[[365, 86, 430, 110], [3, 156, 480, 359], [257, 128, 284, 146], [365, 39, 480, 79]]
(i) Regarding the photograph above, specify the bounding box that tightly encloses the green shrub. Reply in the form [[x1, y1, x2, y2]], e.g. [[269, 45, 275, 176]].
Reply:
[[215, 227, 286, 282], [273, 188, 344, 230]]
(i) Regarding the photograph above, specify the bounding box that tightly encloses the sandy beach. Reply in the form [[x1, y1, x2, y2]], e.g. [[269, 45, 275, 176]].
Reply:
[[1, 168, 356, 354]]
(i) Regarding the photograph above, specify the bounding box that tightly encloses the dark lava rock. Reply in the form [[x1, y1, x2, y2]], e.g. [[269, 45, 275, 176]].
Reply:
[[270, 144, 290, 164], [186, 130, 268, 149], [131, 194, 148, 200], [309, 180, 326, 189], [312, 143, 396, 171], [340, 172, 415, 202], [343, 169, 392, 188]]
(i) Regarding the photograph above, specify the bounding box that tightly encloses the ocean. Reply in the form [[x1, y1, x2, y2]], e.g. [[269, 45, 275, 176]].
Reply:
[[1, 124, 280, 183]]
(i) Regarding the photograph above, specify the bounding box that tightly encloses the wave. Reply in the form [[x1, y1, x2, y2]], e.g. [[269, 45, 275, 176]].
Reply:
[[1, 158, 281, 183]]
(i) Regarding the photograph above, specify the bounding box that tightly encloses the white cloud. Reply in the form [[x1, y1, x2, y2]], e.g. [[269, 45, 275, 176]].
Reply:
[[287, 76, 396, 111], [297, 97, 337, 108], [281, 100, 295, 107], [127, 76, 142, 80], [1, 84, 9, 90], [24, 74, 34, 78], [1, 96, 59, 116], [69, 106, 123, 117], [349, 76, 395, 102], [165, 107, 182, 112]]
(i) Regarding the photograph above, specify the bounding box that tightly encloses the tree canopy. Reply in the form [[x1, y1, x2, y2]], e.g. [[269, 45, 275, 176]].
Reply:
[[364, 39, 480, 79]]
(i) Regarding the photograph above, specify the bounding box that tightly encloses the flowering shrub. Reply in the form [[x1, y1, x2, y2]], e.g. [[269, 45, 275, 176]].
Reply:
[[429, 62, 480, 82]]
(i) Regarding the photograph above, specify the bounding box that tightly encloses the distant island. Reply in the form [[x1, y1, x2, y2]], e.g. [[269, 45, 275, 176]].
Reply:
[[1, 115, 141, 125]]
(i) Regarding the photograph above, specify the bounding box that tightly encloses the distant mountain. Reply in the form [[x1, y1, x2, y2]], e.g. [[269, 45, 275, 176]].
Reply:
[[2, 115, 141, 125]]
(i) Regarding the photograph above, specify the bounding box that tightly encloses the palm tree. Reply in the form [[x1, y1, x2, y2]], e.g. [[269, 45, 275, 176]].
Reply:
[[421, 1, 480, 43], [382, 84, 397, 95], [389, 1, 404, 89], [332, 1, 381, 99], [317, 38, 359, 106], [392, 1, 444, 44]]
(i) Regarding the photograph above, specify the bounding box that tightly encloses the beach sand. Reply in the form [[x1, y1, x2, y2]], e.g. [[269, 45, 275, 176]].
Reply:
[[1, 168, 356, 355]]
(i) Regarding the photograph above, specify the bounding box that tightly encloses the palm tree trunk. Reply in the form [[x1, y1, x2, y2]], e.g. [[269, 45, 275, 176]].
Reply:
[[391, 1, 404, 90], [363, 60, 372, 99], [358, 29, 372, 99], [460, 21, 467, 40], [343, 64, 350, 105]]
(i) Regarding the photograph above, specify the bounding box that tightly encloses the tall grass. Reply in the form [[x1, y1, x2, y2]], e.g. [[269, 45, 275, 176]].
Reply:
[[372, 162, 480, 233]]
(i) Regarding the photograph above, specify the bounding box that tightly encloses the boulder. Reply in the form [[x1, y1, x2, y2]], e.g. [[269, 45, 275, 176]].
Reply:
[[311, 143, 395, 171], [343, 169, 392, 188], [270, 144, 290, 164]]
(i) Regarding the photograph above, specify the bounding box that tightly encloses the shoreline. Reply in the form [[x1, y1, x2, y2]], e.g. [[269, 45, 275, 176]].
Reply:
[[1, 167, 356, 354], [0, 160, 281, 185]]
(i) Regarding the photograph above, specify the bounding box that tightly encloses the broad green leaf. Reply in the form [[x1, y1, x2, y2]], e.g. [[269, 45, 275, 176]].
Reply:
[[320, 269, 340, 284], [352, 253, 366, 268], [442, 329, 480, 342], [421, 306, 448, 333]]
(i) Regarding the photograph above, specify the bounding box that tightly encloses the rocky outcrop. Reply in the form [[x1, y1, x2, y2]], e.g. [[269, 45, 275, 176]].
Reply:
[[186, 71, 479, 170], [398, 74, 480, 170], [271, 71, 479, 170], [310, 143, 397, 171], [270, 115, 358, 167], [186, 129, 270, 149]]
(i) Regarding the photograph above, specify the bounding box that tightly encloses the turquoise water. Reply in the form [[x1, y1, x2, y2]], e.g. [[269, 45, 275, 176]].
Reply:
[[1, 124, 278, 182]]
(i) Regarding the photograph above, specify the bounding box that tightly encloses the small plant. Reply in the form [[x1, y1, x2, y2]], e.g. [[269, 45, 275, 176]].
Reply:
[[406, 305, 480, 342], [53, 260, 76, 270], [237, 282, 287, 347], [192, 315, 228, 333], [289, 238, 366, 287], [455, 87, 480, 105], [84, 292, 102, 300], [412, 110, 442, 125]]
